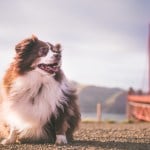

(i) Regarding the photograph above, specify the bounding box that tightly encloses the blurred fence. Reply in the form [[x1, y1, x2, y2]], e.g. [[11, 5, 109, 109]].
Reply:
[[127, 95, 150, 121]]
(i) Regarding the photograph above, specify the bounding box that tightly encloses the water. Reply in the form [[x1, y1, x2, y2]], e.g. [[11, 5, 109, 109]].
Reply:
[[81, 112, 126, 122]]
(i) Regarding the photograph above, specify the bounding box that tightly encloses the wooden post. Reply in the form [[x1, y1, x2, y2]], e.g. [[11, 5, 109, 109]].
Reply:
[[97, 103, 101, 121], [127, 100, 131, 121], [126, 95, 130, 120]]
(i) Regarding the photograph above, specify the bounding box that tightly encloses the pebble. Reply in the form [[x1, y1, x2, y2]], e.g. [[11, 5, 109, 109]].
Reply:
[[0, 122, 150, 150]]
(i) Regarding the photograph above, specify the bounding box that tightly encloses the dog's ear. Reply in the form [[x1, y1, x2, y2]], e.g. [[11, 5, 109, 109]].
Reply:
[[54, 43, 62, 52], [15, 35, 38, 53]]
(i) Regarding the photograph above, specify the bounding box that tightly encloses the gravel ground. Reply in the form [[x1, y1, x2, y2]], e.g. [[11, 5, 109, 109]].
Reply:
[[0, 122, 150, 150]]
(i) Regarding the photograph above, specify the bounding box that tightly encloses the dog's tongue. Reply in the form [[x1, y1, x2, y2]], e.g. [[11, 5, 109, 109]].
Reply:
[[38, 64, 59, 74]]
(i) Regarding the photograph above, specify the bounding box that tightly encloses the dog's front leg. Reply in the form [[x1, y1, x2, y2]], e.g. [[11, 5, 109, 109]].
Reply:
[[55, 120, 68, 145], [1, 127, 17, 145]]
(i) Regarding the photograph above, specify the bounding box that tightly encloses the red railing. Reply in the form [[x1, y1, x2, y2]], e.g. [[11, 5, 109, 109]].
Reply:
[[128, 95, 150, 104], [127, 95, 150, 121]]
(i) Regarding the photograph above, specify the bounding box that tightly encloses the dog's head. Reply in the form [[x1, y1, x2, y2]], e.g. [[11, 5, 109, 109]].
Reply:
[[14, 35, 62, 75]]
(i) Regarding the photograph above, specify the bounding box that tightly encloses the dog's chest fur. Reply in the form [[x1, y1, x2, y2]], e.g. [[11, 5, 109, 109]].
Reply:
[[3, 70, 65, 130]]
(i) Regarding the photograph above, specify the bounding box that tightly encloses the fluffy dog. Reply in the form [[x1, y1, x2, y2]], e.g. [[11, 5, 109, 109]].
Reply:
[[0, 35, 80, 145]]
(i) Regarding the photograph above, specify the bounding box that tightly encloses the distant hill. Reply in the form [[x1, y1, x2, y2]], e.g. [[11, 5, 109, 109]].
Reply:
[[103, 91, 127, 114], [76, 84, 127, 114]]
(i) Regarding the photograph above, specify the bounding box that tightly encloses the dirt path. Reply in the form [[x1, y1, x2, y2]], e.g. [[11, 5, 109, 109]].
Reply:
[[0, 122, 150, 150]]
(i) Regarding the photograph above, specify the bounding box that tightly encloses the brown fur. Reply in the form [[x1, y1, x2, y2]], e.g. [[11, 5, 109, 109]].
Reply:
[[0, 35, 81, 144]]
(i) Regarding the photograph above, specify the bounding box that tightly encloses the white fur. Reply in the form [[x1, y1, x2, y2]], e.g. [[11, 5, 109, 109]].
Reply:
[[38, 47, 55, 64], [46, 42, 51, 51], [1, 70, 67, 140], [1, 128, 17, 145], [55, 135, 67, 144]]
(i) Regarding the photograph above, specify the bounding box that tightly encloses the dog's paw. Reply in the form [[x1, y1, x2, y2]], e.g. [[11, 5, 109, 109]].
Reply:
[[1, 138, 16, 145], [1, 139, 10, 145], [55, 135, 67, 145]]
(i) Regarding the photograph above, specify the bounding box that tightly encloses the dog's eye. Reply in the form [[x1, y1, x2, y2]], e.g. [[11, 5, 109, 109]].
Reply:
[[38, 47, 49, 57]]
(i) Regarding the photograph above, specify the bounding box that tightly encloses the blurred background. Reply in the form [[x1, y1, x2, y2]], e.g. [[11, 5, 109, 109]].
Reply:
[[0, 0, 150, 122]]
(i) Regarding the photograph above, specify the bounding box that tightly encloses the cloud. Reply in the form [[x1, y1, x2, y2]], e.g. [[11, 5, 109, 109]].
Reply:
[[0, 0, 149, 91]]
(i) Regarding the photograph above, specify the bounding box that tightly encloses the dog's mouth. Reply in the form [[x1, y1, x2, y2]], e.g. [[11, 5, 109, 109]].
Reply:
[[38, 62, 60, 74]]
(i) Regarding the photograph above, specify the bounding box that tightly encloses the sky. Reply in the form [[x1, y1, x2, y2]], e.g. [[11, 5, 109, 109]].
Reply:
[[0, 0, 150, 91]]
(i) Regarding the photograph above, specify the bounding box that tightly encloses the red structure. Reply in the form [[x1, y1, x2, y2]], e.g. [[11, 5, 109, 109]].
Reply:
[[127, 25, 150, 122], [127, 95, 150, 121]]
